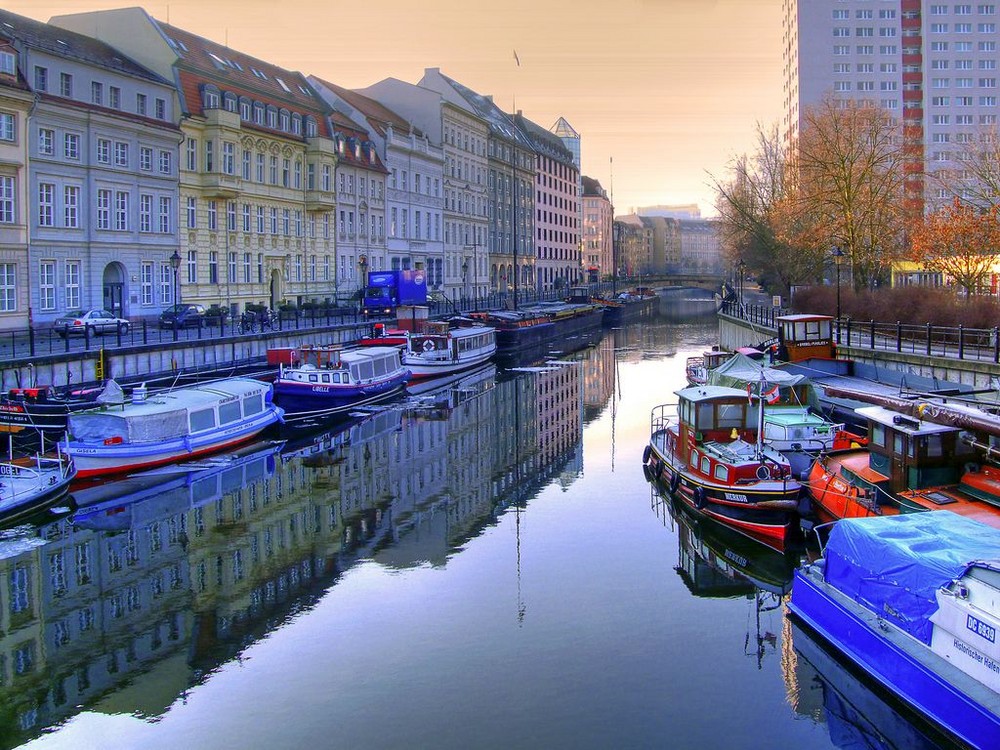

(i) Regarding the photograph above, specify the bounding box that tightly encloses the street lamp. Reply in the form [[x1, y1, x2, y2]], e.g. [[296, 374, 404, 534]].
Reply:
[[831, 246, 845, 333], [736, 259, 746, 311], [358, 254, 368, 305], [169, 249, 181, 341], [461, 259, 469, 308]]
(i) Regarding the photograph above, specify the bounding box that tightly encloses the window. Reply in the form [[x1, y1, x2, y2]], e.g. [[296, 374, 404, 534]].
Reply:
[[97, 189, 111, 229], [136, 93, 147, 116], [38, 183, 54, 227], [208, 251, 218, 284], [38, 127, 53, 155], [186, 138, 197, 171], [160, 263, 172, 304], [91, 81, 103, 105], [60, 72, 73, 98], [207, 200, 217, 230], [243, 252, 251, 283], [158, 197, 171, 233], [256, 205, 265, 233], [114, 191, 129, 231], [186, 196, 197, 228], [222, 141, 235, 175], [242, 203, 251, 232], [139, 194, 152, 232], [0, 112, 13, 142], [39, 260, 55, 310], [158, 150, 172, 174], [65, 260, 80, 309], [0, 51, 14, 75], [204, 140, 213, 172], [141, 261, 153, 305], [187, 250, 197, 284], [228, 251, 236, 282], [0, 175, 15, 224], [64, 185, 79, 228], [155, 98, 166, 120], [227, 201, 236, 232], [243, 150, 251, 180], [0, 262, 15, 312], [140, 146, 152, 171], [109, 86, 120, 109], [33, 66, 47, 91], [256, 153, 265, 183], [114, 141, 129, 167]]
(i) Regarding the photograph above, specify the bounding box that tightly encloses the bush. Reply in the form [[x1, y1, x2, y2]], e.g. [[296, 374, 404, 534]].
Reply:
[[791, 285, 1000, 328]]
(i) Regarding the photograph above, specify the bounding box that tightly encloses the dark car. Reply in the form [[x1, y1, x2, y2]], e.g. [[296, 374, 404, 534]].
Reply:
[[53, 309, 130, 337], [158, 303, 206, 329]]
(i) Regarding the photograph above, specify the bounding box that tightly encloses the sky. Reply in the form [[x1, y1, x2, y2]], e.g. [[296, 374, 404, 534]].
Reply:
[[7, 0, 785, 216]]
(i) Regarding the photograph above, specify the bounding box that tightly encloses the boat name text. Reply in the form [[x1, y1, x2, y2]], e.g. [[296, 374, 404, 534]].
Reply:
[[724, 492, 750, 503]]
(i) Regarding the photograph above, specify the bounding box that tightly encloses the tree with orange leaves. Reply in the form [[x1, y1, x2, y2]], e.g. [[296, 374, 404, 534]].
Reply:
[[909, 197, 1000, 297]]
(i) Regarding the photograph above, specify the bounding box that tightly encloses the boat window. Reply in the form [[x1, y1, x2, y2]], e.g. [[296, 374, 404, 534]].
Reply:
[[219, 401, 242, 425], [700, 456, 711, 475], [308, 374, 318, 383], [870, 423, 886, 447], [330, 372, 342, 384], [696, 403, 715, 430], [243, 395, 262, 415], [373, 357, 388, 377], [358, 361, 375, 381], [893, 432, 905, 456], [191, 408, 215, 432], [350, 365, 361, 382], [717, 403, 744, 429], [924, 434, 944, 458], [321, 374, 330, 383], [714, 464, 728, 482], [689, 450, 699, 469]]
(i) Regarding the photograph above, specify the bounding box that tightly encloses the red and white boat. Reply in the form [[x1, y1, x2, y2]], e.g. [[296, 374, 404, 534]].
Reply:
[[402, 321, 496, 381]]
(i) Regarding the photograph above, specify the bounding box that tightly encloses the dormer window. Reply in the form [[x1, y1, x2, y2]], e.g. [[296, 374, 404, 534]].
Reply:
[[354, 141, 361, 159], [202, 84, 220, 109], [279, 109, 289, 131], [305, 116, 317, 138], [253, 102, 264, 125], [223, 92, 237, 113], [239, 97, 251, 120], [291, 114, 301, 135], [0, 50, 16, 76], [266, 106, 277, 129]]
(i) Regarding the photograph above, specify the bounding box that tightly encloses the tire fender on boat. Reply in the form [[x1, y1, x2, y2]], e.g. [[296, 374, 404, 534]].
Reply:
[[642, 463, 654, 483], [642, 445, 652, 464], [693, 485, 706, 510], [670, 471, 681, 495]]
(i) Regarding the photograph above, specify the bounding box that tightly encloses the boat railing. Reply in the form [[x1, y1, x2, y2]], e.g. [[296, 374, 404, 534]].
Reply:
[[650, 403, 678, 436], [0, 452, 70, 484]]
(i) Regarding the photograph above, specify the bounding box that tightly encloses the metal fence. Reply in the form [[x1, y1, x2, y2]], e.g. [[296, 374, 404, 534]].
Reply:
[[720, 300, 1000, 365]]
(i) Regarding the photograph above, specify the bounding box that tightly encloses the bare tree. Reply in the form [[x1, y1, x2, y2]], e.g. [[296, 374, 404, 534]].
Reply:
[[909, 197, 1000, 297], [794, 99, 908, 290]]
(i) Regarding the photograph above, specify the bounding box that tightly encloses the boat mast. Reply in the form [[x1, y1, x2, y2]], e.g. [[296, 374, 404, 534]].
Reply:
[[755, 378, 766, 460]]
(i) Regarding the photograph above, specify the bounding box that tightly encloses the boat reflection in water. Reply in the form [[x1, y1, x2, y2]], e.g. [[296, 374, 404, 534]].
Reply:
[[784, 618, 951, 750], [648, 475, 798, 669], [0, 336, 611, 748]]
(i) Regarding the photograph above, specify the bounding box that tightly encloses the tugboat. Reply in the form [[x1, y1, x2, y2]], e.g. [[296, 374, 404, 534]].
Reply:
[[644, 383, 802, 550]]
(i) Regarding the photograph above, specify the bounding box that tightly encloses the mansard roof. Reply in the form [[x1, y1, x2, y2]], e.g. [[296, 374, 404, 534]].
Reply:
[[436, 71, 531, 148], [312, 76, 423, 140], [154, 19, 332, 137], [0, 8, 167, 84], [512, 112, 574, 165], [582, 176, 607, 198]]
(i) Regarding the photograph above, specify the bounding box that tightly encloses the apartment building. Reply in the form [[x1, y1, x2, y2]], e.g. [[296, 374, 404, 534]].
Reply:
[[783, 0, 1000, 209], [54, 7, 341, 313], [582, 176, 612, 281]]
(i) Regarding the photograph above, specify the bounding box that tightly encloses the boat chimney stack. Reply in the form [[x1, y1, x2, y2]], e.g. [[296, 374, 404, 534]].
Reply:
[[133, 383, 148, 404]]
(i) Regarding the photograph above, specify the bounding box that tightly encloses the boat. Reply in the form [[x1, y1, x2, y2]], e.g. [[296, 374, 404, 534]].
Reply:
[[0, 449, 75, 525], [356, 321, 410, 348], [468, 298, 604, 357], [804, 397, 1000, 529], [684, 346, 731, 387], [63, 378, 284, 479], [402, 320, 496, 381], [643, 384, 803, 550], [271, 345, 410, 418], [787, 512, 1000, 749]]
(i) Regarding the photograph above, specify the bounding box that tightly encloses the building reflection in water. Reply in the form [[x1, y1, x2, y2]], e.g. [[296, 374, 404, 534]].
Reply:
[[0, 341, 612, 747]]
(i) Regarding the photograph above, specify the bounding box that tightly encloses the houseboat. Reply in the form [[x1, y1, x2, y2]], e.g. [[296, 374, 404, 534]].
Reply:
[[272, 345, 410, 418], [403, 321, 496, 381], [0, 449, 75, 525], [469, 299, 603, 356], [643, 384, 803, 550], [788, 512, 1000, 749], [63, 378, 283, 479]]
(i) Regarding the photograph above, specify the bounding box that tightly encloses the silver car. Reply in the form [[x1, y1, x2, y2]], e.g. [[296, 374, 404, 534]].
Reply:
[[53, 309, 130, 337]]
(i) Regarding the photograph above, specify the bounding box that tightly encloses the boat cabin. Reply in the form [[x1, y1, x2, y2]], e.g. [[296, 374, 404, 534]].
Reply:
[[856, 405, 976, 494], [776, 314, 835, 362], [283, 346, 404, 387]]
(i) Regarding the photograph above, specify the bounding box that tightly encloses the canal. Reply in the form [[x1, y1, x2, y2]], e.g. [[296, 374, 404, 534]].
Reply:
[[1, 314, 949, 750]]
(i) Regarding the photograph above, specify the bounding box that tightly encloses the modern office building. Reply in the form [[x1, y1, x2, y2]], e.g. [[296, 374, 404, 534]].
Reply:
[[782, 0, 1000, 209]]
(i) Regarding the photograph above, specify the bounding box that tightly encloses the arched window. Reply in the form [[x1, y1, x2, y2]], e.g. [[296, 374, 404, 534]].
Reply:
[[253, 102, 265, 125], [202, 83, 220, 109], [223, 92, 237, 112], [305, 116, 318, 138], [291, 113, 302, 135], [239, 96, 252, 120], [279, 108, 290, 132], [266, 105, 277, 129]]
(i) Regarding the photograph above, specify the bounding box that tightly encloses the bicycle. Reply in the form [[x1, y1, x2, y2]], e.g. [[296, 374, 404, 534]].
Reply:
[[237, 313, 257, 335]]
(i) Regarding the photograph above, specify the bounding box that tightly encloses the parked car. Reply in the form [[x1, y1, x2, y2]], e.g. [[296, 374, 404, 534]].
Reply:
[[53, 309, 130, 337], [158, 303, 206, 329]]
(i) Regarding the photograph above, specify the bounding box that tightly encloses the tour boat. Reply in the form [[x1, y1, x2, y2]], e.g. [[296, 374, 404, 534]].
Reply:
[[403, 320, 497, 381], [272, 345, 410, 418], [0, 449, 75, 525], [788, 512, 1000, 749], [63, 378, 284, 479], [804, 398, 1000, 529], [643, 384, 803, 550]]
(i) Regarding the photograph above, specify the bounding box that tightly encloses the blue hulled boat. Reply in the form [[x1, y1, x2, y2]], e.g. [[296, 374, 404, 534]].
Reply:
[[788, 512, 1000, 749], [272, 345, 410, 419]]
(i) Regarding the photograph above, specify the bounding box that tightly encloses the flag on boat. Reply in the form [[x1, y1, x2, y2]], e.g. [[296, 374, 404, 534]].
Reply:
[[746, 382, 753, 403], [764, 384, 780, 404]]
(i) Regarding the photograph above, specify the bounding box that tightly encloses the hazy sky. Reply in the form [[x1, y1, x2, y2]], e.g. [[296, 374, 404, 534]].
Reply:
[[8, 0, 784, 216]]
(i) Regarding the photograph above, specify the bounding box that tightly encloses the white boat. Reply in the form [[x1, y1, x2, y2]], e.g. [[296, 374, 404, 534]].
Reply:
[[0, 450, 75, 524], [403, 321, 497, 381], [64, 378, 284, 478]]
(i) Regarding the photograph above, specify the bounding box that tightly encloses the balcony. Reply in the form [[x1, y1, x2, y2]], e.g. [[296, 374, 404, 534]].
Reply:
[[202, 108, 242, 132], [305, 189, 335, 213], [197, 171, 241, 198]]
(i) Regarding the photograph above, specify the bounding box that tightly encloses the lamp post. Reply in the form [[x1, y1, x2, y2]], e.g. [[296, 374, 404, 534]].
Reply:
[[358, 254, 368, 309], [736, 259, 746, 312], [831, 246, 844, 336], [461, 259, 469, 309], [169, 249, 181, 341]]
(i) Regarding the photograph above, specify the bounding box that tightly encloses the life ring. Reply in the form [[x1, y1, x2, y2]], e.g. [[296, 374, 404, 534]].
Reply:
[[422, 339, 435, 352], [669, 471, 681, 495], [693, 486, 706, 510], [756, 465, 770, 481], [642, 445, 652, 464]]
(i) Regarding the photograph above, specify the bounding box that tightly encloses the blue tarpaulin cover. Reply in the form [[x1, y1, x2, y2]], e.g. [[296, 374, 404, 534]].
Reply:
[[824, 512, 1000, 645]]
